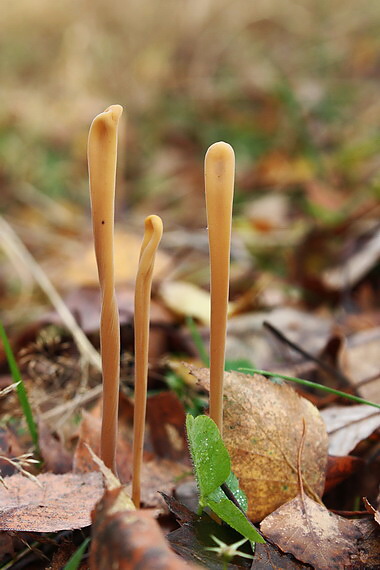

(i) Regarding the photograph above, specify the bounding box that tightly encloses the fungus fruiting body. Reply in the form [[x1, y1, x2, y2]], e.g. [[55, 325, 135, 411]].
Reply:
[[88, 104, 123, 472], [132, 214, 163, 507], [204, 142, 235, 435]]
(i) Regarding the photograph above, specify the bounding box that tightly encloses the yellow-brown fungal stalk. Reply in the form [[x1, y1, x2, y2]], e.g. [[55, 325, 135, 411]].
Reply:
[[88, 104, 123, 472], [132, 214, 163, 507], [204, 142, 235, 435]]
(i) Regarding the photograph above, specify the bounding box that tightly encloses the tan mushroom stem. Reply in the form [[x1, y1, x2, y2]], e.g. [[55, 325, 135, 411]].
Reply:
[[132, 214, 163, 508], [205, 141, 235, 435], [88, 104, 123, 472]]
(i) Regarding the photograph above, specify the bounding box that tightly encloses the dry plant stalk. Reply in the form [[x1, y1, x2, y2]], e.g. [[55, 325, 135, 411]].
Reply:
[[205, 142, 235, 434], [132, 215, 163, 507], [88, 104, 123, 472]]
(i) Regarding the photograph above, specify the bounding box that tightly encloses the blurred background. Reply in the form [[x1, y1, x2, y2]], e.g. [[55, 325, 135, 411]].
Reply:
[[1, 0, 380, 326]]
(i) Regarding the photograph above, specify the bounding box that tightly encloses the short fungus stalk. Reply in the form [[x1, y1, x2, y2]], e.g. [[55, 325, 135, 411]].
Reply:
[[132, 214, 163, 508], [205, 142, 235, 435], [88, 104, 123, 473]]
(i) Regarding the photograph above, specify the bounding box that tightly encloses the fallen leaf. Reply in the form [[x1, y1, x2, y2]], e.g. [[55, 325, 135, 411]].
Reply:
[[322, 229, 380, 290], [252, 542, 310, 569], [225, 306, 333, 370], [351, 518, 380, 566], [124, 458, 191, 511], [363, 497, 380, 526], [191, 367, 328, 522], [160, 492, 198, 525], [346, 327, 380, 404], [84, 444, 135, 512], [159, 281, 212, 324], [90, 487, 200, 569], [324, 455, 364, 493], [146, 392, 188, 461], [260, 493, 362, 569], [38, 421, 72, 474], [73, 410, 132, 483], [320, 405, 380, 456], [246, 194, 290, 232], [0, 472, 103, 532]]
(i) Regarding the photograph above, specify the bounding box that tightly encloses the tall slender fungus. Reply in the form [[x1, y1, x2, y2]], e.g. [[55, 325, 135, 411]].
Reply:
[[132, 215, 163, 508], [205, 142, 235, 435], [88, 104, 123, 472]]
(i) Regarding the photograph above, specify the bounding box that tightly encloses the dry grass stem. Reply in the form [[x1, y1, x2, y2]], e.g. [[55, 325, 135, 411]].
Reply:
[[132, 214, 163, 508], [0, 215, 101, 370], [88, 104, 123, 472]]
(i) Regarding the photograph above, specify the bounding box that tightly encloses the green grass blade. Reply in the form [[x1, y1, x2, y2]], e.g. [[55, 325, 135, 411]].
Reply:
[[186, 316, 209, 366], [63, 538, 90, 570], [240, 368, 380, 410], [0, 321, 39, 449]]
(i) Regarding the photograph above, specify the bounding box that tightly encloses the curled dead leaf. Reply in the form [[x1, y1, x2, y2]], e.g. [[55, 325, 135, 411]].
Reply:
[[90, 488, 200, 569]]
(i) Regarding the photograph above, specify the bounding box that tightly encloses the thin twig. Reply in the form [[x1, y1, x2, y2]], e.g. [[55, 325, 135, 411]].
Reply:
[[263, 321, 352, 388]]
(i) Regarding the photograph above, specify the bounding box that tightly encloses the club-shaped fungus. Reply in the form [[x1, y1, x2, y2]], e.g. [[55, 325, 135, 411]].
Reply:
[[204, 142, 235, 435], [132, 214, 163, 507], [88, 104, 122, 472]]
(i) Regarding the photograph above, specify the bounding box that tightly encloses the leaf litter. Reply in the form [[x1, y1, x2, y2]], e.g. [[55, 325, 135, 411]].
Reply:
[[190, 367, 328, 522], [0, 472, 104, 532], [2, 5, 380, 565]]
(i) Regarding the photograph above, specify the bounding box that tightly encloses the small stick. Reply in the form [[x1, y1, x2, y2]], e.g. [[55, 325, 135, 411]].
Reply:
[[263, 321, 352, 389], [88, 104, 123, 472], [132, 215, 163, 508], [205, 142, 235, 435]]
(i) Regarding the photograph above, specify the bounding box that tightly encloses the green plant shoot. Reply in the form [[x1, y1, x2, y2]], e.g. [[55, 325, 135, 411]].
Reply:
[[186, 414, 264, 544], [0, 321, 39, 451], [63, 538, 90, 570]]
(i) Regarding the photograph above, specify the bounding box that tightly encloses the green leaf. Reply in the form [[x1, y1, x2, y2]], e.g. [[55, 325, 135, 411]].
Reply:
[[224, 471, 248, 512], [63, 538, 90, 570], [186, 414, 230, 499], [206, 486, 264, 544], [240, 368, 380, 410]]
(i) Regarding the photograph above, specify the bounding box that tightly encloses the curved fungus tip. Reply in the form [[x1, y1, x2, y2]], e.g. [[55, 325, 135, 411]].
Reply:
[[205, 141, 235, 163], [145, 214, 163, 236], [90, 105, 123, 132], [104, 104, 123, 122]]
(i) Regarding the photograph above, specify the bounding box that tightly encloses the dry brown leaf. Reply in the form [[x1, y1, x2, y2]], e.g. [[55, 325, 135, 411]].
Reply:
[[124, 458, 191, 512], [38, 421, 72, 474], [324, 455, 364, 493], [321, 405, 380, 456], [191, 368, 328, 522], [73, 410, 133, 483], [0, 472, 103, 532], [261, 493, 380, 569], [364, 497, 380, 526], [146, 392, 188, 461], [322, 230, 380, 290], [90, 487, 200, 569]]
